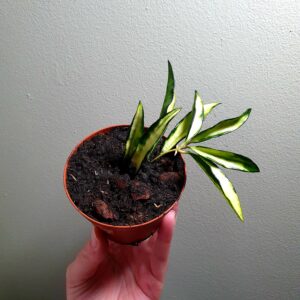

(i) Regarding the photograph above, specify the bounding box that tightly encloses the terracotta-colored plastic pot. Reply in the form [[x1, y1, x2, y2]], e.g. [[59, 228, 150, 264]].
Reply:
[[63, 125, 186, 244]]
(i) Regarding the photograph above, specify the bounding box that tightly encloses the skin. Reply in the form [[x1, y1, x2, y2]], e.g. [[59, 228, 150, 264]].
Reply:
[[66, 204, 178, 300]]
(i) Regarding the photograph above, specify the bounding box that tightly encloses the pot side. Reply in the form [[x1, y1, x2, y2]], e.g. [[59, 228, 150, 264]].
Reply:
[[63, 125, 186, 244]]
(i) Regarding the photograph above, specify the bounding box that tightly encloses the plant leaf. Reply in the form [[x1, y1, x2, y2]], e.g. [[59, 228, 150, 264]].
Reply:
[[203, 102, 221, 116], [160, 61, 175, 118], [167, 93, 176, 113], [161, 102, 221, 153], [186, 90, 204, 141], [131, 108, 181, 172], [190, 153, 244, 221], [161, 111, 193, 153], [190, 108, 251, 144], [190, 146, 260, 172], [147, 94, 177, 160], [124, 101, 144, 161]]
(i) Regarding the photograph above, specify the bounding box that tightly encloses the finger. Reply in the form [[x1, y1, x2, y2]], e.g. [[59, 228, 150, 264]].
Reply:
[[146, 201, 179, 249], [173, 201, 179, 214], [150, 209, 177, 280], [66, 227, 108, 288]]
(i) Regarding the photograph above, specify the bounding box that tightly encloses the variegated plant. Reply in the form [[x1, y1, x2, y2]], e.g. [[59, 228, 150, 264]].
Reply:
[[124, 62, 259, 221]]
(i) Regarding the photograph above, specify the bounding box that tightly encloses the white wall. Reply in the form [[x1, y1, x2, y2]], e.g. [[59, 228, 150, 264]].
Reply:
[[1, 1, 299, 299]]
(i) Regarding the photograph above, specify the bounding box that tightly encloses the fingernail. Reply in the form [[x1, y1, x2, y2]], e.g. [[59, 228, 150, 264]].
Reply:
[[91, 228, 98, 249]]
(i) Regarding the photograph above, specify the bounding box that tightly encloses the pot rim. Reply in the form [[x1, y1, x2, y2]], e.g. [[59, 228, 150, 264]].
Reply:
[[63, 124, 187, 229]]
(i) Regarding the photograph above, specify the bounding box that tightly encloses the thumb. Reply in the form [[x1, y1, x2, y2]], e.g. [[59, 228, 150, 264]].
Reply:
[[66, 227, 108, 288]]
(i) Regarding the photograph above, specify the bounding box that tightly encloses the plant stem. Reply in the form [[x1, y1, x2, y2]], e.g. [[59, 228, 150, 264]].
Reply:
[[152, 144, 189, 162], [152, 148, 177, 162]]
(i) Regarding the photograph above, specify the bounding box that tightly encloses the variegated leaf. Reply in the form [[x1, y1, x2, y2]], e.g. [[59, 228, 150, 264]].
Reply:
[[166, 93, 176, 113], [190, 146, 260, 172], [190, 108, 251, 144], [160, 61, 175, 118], [190, 153, 244, 221], [124, 101, 144, 161], [161, 102, 221, 153], [203, 102, 220, 116], [186, 90, 204, 142], [131, 108, 181, 172], [161, 111, 193, 153]]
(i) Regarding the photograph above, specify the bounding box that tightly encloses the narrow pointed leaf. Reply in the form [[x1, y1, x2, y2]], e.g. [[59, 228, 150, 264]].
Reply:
[[161, 102, 221, 153], [186, 90, 204, 141], [124, 101, 144, 161], [203, 102, 221, 116], [147, 94, 177, 159], [190, 146, 260, 172], [131, 108, 181, 172], [190, 153, 244, 221], [161, 111, 193, 153], [160, 61, 175, 118], [190, 108, 251, 144], [166, 93, 176, 113]]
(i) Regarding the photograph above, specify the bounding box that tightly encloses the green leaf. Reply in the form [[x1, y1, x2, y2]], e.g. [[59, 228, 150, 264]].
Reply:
[[203, 102, 221, 116], [190, 108, 251, 144], [190, 153, 244, 221], [124, 101, 144, 161], [131, 108, 181, 172], [160, 61, 175, 118], [186, 91, 204, 142], [161, 111, 193, 153], [190, 146, 260, 172], [167, 93, 176, 113], [161, 102, 221, 153]]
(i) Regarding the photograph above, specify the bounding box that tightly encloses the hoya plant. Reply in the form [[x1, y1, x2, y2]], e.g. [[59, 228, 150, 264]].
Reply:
[[124, 62, 259, 221]]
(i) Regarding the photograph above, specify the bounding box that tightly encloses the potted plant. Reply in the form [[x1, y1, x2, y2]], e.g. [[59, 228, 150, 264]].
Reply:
[[63, 62, 259, 244]]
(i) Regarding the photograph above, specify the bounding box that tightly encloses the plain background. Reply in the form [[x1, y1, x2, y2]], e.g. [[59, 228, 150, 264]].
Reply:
[[1, 1, 299, 299]]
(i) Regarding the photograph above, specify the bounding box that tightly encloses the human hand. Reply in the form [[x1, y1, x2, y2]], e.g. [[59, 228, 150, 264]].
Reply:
[[66, 205, 178, 300]]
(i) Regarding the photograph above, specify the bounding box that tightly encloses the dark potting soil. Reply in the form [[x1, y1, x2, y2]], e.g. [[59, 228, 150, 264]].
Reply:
[[66, 126, 185, 226]]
